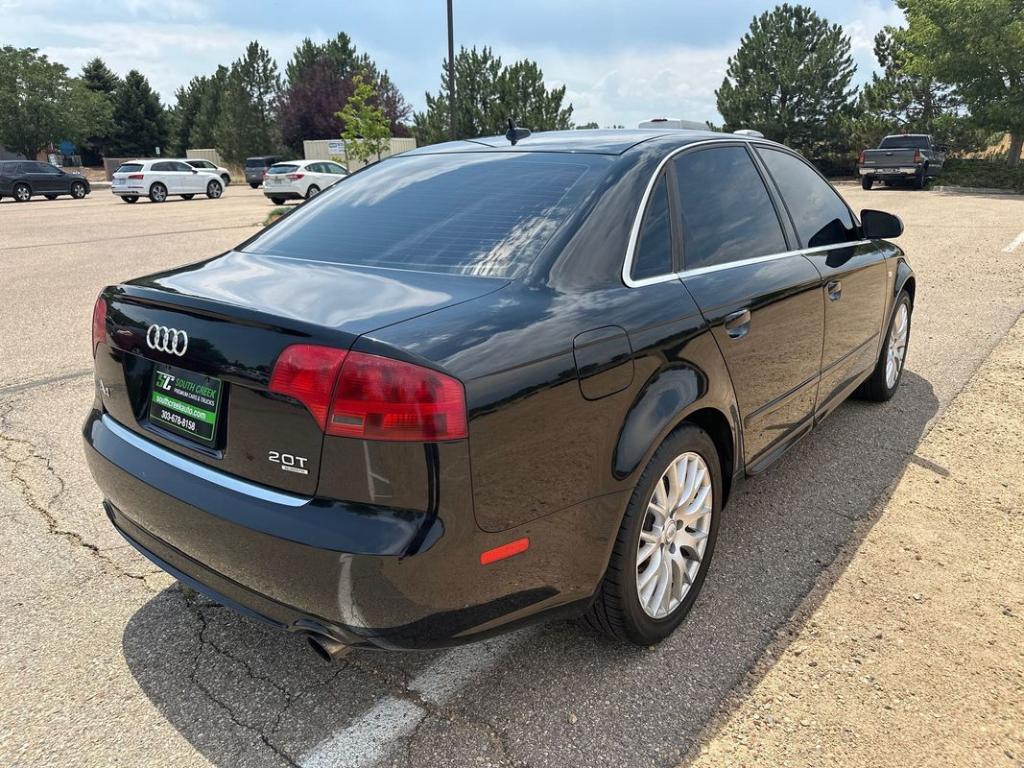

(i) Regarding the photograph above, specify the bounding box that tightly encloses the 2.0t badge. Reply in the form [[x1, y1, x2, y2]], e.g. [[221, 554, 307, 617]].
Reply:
[[146, 324, 188, 356]]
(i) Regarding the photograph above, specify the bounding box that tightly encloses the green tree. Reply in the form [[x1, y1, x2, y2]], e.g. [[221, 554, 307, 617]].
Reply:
[[79, 57, 119, 163], [169, 75, 206, 155], [0, 46, 111, 158], [216, 42, 281, 163], [576, 121, 600, 130], [412, 46, 573, 145], [108, 70, 168, 156], [716, 4, 858, 158], [895, 0, 1024, 167], [337, 71, 391, 165], [286, 32, 357, 84], [191, 66, 227, 148]]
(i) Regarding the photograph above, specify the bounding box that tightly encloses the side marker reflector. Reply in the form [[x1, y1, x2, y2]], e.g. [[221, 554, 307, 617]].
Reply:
[[480, 537, 529, 565]]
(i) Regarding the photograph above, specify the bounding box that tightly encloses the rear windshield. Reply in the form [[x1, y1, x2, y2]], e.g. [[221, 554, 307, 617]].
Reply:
[[246, 158, 273, 168], [116, 163, 143, 173], [879, 135, 930, 150], [244, 152, 605, 278], [267, 165, 299, 175]]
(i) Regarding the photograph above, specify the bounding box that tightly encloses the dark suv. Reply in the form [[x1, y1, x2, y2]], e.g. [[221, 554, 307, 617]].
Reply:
[[84, 130, 913, 658], [244, 155, 282, 188], [0, 160, 91, 202]]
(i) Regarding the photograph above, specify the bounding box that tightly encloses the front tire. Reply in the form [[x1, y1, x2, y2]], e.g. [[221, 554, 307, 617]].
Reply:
[[70, 181, 87, 199], [249, 182, 259, 189], [585, 424, 721, 645], [149, 183, 168, 203], [206, 180, 223, 199], [855, 290, 912, 401], [221, 174, 230, 186], [861, 176, 874, 190], [13, 183, 31, 202]]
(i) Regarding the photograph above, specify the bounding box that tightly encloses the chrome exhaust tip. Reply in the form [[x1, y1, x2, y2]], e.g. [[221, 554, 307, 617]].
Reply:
[[306, 633, 350, 662]]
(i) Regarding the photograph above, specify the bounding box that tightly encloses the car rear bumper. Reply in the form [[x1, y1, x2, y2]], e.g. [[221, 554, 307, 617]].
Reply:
[[83, 409, 623, 649], [859, 167, 920, 176], [112, 187, 145, 196], [263, 189, 303, 200]]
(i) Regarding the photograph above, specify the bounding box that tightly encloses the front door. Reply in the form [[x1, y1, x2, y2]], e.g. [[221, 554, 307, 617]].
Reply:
[[755, 147, 889, 419], [670, 144, 825, 472]]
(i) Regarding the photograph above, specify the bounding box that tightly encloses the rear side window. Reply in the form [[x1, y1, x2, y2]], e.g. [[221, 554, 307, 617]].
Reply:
[[673, 146, 787, 270], [152, 161, 174, 172], [116, 163, 143, 173], [631, 174, 673, 281], [757, 148, 858, 248], [246, 152, 604, 278]]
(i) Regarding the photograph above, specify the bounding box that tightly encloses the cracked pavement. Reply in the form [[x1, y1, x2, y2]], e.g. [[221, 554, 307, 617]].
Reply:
[[1, 185, 1023, 767]]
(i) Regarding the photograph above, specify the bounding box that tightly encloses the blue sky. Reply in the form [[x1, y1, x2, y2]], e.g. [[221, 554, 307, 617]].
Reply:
[[1, 0, 903, 128]]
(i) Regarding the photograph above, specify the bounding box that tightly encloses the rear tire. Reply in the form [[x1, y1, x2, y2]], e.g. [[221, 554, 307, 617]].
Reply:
[[270, 196, 286, 205], [206, 180, 223, 199], [914, 168, 927, 189], [181, 194, 195, 200], [855, 290, 912, 402], [13, 183, 31, 202], [584, 424, 721, 645], [149, 183, 167, 203], [861, 176, 874, 190], [306, 184, 320, 199], [122, 195, 138, 204], [249, 182, 259, 189]]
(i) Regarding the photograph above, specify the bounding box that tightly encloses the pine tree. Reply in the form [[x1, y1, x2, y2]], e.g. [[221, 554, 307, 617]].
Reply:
[[716, 4, 858, 158], [78, 58, 119, 163], [216, 42, 281, 163], [107, 70, 167, 157]]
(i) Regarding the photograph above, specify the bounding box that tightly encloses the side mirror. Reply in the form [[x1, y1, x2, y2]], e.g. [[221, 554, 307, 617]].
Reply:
[[861, 209, 903, 240]]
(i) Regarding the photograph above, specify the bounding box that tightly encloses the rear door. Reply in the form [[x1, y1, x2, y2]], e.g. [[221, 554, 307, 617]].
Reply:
[[26, 162, 66, 193], [756, 147, 888, 419], [673, 143, 825, 472]]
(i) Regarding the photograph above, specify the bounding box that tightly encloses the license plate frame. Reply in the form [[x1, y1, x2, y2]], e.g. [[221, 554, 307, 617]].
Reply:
[[149, 364, 223, 446]]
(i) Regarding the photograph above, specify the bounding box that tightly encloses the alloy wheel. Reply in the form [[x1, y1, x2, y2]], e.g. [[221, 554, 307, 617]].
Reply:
[[14, 184, 30, 202], [636, 452, 713, 619], [150, 184, 167, 202], [885, 303, 909, 389], [71, 182, 86, 199], [207, 181, 222, 199]]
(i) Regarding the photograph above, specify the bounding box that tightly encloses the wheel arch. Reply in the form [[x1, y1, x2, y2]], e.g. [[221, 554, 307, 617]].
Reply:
[[895, 259, 915, 305]]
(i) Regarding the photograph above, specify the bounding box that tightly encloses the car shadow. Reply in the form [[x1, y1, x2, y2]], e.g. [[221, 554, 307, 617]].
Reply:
[[122, 370, 939, 768]]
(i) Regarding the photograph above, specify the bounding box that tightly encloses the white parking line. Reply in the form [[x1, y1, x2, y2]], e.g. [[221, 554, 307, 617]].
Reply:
[[299, 635, 518, 767], [1003, 231, 1024, 253]]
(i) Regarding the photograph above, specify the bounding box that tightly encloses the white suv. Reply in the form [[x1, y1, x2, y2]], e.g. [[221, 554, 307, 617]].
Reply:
[[263, 160, 348, 204], [184, 158, 232, 186], [111, 159, 224, 204]]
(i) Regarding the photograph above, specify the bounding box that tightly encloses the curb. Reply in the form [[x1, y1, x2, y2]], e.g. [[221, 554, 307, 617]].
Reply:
[[932, 184, 1023, 196]]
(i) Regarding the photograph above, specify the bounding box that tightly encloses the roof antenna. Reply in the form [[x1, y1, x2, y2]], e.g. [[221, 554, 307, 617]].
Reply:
[[505, 118, 531, 146]]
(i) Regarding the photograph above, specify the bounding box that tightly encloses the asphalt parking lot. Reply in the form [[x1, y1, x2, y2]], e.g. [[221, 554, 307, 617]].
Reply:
[[1, 182, 1022, 767]]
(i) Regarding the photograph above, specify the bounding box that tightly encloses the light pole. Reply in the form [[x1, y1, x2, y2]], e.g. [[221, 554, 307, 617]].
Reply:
[[447, 0, 456, 140]]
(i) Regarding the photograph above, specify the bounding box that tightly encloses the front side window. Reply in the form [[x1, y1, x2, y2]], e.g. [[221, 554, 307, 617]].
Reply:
[[631, 174, 673, 281], [757, 148, 858, 249], [326, 162, 347, 175], [673, 146, 787, 270], [246, 152, 605, 278]]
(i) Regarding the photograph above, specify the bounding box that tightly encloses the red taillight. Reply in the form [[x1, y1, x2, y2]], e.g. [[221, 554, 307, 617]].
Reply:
[[858, 150, 865, 165], [480, 538, 529, 565], [287, 173, 305, 180], [268, 345, 347, 429], [91, 296, 107, 356], [128, 173, 144, 180], [269, 345, 468, 442], [914, 150, 923, 163]]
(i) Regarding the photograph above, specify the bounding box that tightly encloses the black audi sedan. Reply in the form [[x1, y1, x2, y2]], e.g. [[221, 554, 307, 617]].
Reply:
[[0, 160, 91, 202], [84, 130, 913, 657]]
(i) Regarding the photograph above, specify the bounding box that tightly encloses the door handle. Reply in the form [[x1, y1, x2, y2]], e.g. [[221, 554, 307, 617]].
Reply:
[[723, 309, 751, 339], [826, 280, 842, 301]]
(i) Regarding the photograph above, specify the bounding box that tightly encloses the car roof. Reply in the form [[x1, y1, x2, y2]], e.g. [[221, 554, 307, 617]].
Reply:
[[402, 128, 729, 157]]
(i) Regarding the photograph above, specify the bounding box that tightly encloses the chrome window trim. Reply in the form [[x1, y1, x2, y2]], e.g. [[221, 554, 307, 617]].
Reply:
[[621, 137, 871, 287], [101, 414, 310, 507]]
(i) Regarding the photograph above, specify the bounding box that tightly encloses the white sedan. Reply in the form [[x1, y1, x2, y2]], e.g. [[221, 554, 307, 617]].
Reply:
[[263, 160, 348, 204], [111, 159, 224, 203]]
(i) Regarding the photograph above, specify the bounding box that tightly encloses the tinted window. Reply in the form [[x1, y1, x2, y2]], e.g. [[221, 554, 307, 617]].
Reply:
[[267, 164, 299, 175], [307, 163, 325, 173], [325, 162, 347, 174], [116, 163, 143, 173], [673, 146, 787, 270], [879, 135, 929, 150], [757, 148, 858, 248], [151, 161, 174, 172], [246, 158, 267, 168], [631, 174, 673, 280], [246, 152, 604, 278], [38, 163, 62, 174]]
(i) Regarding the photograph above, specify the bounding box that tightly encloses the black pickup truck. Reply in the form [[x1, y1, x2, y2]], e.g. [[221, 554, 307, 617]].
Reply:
[[858, 134, 946, 190]]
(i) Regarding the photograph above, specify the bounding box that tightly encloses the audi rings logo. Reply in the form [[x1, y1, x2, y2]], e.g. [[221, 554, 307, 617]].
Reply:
[[146, 324, 189, 356]]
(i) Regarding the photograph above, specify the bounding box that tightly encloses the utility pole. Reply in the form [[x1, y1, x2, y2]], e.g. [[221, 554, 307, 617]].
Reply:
[[447, 0, 456, 140]]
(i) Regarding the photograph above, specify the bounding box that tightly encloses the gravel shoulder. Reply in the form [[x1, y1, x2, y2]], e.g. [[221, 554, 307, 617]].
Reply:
[[688, 316, 1024, 768]]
